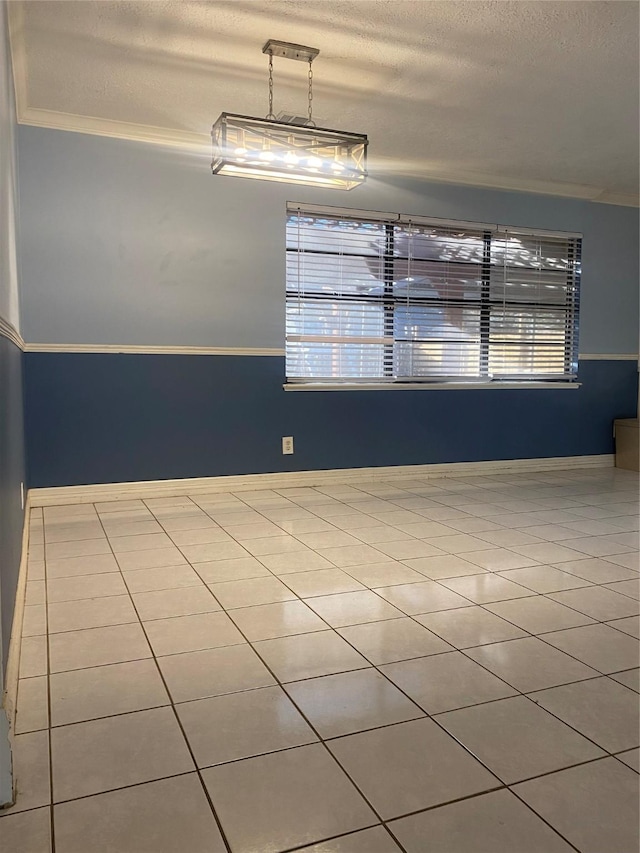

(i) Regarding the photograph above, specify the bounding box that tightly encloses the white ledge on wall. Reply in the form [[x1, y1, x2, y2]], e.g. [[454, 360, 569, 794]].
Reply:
[[284, 382, 582, 392], [14, 344, 639, 362], [579, 353, 639, 361], [24, 343, 286, 356], [0, 317, 25, 350]]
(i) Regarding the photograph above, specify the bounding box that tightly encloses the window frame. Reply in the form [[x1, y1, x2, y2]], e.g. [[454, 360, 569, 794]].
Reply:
[[285, 203, 582, 391]]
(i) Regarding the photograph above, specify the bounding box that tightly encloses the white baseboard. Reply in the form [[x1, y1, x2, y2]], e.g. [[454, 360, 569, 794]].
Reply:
[[28, 455, 615, 506], [0, 711, 11, 808], [0, 497, 30, 807]]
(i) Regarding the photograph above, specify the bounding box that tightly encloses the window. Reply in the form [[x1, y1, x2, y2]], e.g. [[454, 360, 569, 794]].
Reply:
[[285, 205, 581, 386]]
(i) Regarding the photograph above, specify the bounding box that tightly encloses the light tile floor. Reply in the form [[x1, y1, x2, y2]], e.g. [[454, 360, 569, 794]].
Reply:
[[1, 467, 639, 852]]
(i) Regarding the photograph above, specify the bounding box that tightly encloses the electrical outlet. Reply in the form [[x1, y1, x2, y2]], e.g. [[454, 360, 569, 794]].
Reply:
[[282, 436, 294, 455]]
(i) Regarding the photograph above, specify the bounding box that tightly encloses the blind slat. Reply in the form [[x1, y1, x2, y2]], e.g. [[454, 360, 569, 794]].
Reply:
[[286, 208, 581, 383]]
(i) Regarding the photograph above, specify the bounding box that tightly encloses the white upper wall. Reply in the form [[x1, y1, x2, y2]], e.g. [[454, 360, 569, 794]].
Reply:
[[0, 1, 20, 331], [16, 126, 639, 354]]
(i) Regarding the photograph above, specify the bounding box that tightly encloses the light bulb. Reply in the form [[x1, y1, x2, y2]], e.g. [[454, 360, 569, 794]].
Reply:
[[284, 152, 299, 165], [259, 151, 275, 162], [307, 156, 322, 168]]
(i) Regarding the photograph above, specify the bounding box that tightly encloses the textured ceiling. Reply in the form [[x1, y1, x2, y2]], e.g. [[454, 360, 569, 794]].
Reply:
[[8, 0, 640, 203]]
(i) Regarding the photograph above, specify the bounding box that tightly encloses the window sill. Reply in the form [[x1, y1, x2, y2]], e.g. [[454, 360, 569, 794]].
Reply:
[[283, 381, 581, 392]]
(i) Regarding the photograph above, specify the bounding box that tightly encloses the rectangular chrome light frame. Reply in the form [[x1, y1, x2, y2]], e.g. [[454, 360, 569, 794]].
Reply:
[[211, 113, 368, 190]]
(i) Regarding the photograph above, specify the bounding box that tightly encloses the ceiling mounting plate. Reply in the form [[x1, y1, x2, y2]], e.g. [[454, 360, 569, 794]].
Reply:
[[262, 40, 320, 63]]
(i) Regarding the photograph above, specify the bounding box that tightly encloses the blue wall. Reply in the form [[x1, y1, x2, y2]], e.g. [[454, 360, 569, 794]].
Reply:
[[15, 127, 640, 488], [0, 338, 26, 664], [24, 353, 637, 488], [0, 2, 26, 679]]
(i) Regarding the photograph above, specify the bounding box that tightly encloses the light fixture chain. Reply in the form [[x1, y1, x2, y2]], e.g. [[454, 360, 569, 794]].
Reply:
[[211, 40, 367, 188], [267, 51, 275, 119], [308, 59, 314, 126]]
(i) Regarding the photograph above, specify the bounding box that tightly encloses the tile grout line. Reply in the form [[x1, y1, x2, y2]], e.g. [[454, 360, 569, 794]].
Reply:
[[29, 474, 638, 850], [42, 503, 638, 661], [45, 482, 634, 565], [93, 503, 236, 853], [5, 740, 637, 821], [172, 477, 638, 799], [120, 506, 409, 849], [20, 618, 519, 678], [505, 786, 584, 853], [43, 490, 639, 686], [99, 493, 528, 849], [185, 496, 630, 849], [35, 572, 640, 749], [304, 606, 635, 850], [40, 504, 56, 853]]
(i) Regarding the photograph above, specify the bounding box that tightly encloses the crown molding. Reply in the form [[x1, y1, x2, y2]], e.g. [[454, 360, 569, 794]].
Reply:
[[7, 0, 638, 208], [10, 104, 638, 207], [593, 192, 640, 208], [0, 316, 25, 350], [8, 4, 206, 151], [16, 107, 207, 152], [384, 160, 640, 207], [6, 0, 27, 122]]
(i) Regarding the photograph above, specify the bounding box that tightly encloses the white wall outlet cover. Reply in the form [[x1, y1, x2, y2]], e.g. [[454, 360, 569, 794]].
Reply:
[[282, 436, 294, 454]]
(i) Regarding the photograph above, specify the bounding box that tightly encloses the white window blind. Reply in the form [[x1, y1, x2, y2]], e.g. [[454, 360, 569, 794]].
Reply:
[[285, 206, 581, 385]]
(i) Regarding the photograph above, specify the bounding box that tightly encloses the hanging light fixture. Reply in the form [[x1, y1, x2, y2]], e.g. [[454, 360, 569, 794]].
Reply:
[[211, 40, 368, 190]]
